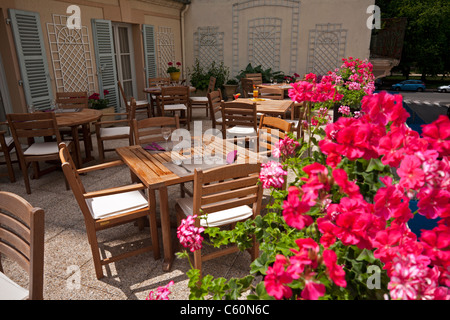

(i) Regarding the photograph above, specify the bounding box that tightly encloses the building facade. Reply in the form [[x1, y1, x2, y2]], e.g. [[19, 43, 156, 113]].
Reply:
[[0, 0, 375, 118]]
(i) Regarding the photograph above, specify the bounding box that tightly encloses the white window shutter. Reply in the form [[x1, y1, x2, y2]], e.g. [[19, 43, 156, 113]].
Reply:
[[91, 19, 119, 112], [143, 24, 157, 84], [8, 9, 53, 111]]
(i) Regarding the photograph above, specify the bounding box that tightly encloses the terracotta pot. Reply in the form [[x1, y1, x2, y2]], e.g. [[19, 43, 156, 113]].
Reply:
[[170, 72, 181, 81], [223, 84, 238, 100]]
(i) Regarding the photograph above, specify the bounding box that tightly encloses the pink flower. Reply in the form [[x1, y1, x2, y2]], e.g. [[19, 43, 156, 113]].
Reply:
[[146, 280, 174, 300], [103, 89, 109, 95], [323, 250, 347, 287], [301, 280, 326, 300], [168, 62, 173, 66], [264, 255, 293, 299], [259, 161, 287, 189], [282, 186, 313, 230], [177, 215, 204, 252], [397, 155, 425, 190], [421, 115, 450, 157], [332, 168, 362, 200], [272, 136, 300, 158]]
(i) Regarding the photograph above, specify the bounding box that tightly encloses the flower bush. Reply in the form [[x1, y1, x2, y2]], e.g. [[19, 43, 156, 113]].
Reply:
[[167, 61, 181, 73], [88, 89, 109, 110], [164, 57, 450, 301]]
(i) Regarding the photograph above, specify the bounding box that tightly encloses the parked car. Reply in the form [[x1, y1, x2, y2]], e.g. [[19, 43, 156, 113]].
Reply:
[[437, 84, 450, 93], [391, 80, 426, 92]]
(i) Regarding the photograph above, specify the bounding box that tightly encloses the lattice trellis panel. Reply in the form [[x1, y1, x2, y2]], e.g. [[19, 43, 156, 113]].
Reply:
[[194, 26, 224, 69], [248, 18, 281, 71], [307, 23, 347, 75], [47, 14, 95, 93], [157, 26, 175, 77]]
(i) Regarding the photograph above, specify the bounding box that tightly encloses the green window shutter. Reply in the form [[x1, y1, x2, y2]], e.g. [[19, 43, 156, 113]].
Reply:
[[91, 19, 119, 112], [8, 9, 53, 110], [143, 24, 157, 84]]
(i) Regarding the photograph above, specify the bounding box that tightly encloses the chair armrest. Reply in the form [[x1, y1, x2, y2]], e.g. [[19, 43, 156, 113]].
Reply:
[[95, 119, 130, 126], [83, 183, 146, 199], [101, 112, 127, 117], [77, 159, 124, 174]]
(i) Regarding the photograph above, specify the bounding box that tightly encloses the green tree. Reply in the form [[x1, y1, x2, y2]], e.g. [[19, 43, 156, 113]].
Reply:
[[376, 0, 450, 80]]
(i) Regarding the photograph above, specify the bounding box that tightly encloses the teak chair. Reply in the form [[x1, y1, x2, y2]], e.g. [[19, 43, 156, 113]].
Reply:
[[257, 115, 293, 157], [132, 115, 180, 146], [118, 80, 151, 118], [245, 73, 263, 86], [58, 142, 160, 280], [147, 77, 171, 116], [0, 191, 44, 300], [175, 163, 263, 277], [157, 86, 191, 130], [0, 122, 16, 183], [220, 101, 258, 141], [240, 78, 254, 98], [207, 90, 223, 130], [95, 98, 136, 162], [259, 87, 284, 100], [7, 112, 73, 194], [190, 76, 216, 118]]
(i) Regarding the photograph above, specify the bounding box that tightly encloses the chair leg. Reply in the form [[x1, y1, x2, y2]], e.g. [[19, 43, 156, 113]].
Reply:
[[87, 230, 104, 280], [97, 138, 105, 163], [21, 160, 32, 194]]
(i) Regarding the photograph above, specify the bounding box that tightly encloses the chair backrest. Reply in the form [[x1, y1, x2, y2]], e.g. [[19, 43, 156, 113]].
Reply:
[[148, 77, 170, 87], [56, 92, 88, 109], [207, 90, 223, 127], [117, 80, 129, 110], [132, 115, 180, 145], [207, 77, 216, 93], [240, 78, 254, 98], [258, 115, 293, 154], [192, 163, 263, 218], [245, 73, 262, 85], [126, 97, 137, 121], [0, 191, 44, 300], [159, 86, 189, 107], [220, 101, 257, 131], [259, 87, 284, 100], [7, 112, 62, 156]]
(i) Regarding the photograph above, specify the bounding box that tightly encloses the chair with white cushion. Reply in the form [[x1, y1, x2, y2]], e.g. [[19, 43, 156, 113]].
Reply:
[[118, 80, 151, 118], [7, 112, 73, 194], [207, 90, 223, 130], [157, 86, 191, 130], [220, 100, 258, 143], [175, 163, 263, 277], [58, 142, 160, 279], [190, 76, 215, 118], [0, 191, 44, 300], [95, 98, 136, 162], [0, 122, 16, 183]]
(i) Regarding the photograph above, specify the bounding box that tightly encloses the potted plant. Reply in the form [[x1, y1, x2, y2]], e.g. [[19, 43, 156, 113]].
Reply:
[[223, 78, 239, 100], [167, 61, 182, 81], [89, 89, 114, 131]]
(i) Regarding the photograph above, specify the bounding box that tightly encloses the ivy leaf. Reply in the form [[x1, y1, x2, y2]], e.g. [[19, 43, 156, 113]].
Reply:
[[356, 248, 376, 263]]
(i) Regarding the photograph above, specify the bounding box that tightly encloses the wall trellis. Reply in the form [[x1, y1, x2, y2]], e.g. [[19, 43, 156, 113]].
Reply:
[[194, 26, 224, 68], [307, 23, 347, 75], [47, 14, 95, 93], [157, 26, 175, 77], [248, 18, 281, 72]]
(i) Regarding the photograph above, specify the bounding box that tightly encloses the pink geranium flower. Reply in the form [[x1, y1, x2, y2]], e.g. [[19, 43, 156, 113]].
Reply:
[[146, 281, 174, 300], [259, 161, 287, 189], [177, 215, 204, 252], [323, 250, 347, 287], [301, 280, 326, 300], [264, 255, 293, 299], [282, 186, 313, 230]]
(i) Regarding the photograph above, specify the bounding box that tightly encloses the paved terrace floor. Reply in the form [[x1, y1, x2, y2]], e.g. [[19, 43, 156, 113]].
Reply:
[[0, 108, 300, 300]]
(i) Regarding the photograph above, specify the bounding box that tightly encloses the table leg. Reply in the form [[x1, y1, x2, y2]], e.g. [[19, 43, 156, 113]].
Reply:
[[158, 186, 173, 271], [71, 126, 82, 168], [81, 123, 95, 163]]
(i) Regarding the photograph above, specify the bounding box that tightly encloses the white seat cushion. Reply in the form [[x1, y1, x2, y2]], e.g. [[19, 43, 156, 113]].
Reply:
[[99, 126, 130, 138], [215, 117, 223, 124], [4, 136, 13, 147], [0, 272, 29, 300], [86, 190, 148, 220], [163, 104, 187, 111], [176, 197, 253, 227], [129, 100, 149, 106], [190, 97, 208, 103], [226, 126, 256, 135], [286, 119, 299, 128], [23, 141, 70, 156]]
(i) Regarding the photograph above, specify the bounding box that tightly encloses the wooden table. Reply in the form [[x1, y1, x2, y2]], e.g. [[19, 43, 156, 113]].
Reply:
[[256, 83, 293, 91], [116, 136, 263, 271], [55, 108, 102, 167], [236, 97, 294, 118]]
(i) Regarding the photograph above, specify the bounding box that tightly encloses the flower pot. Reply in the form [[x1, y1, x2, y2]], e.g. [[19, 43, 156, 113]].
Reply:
[[170, 72, 181, 81], [223, 84, 238, 100]]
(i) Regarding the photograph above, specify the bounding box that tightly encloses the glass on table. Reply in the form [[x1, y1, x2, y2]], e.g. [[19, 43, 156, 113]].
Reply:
[[161, 126, 171, 150]]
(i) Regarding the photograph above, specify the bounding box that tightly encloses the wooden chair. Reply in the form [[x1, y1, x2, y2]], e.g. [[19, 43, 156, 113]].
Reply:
[[220, 101, 257, 141], [190, 76, 216, 118], [157, 86, 191, 130], [175, 163, 263, 278], [118, 80, 151, 118], [0, 191, 44, 300], [132, 115, 180, 146], [245, 73, 263, 86], [0, 122, 16, 183], [259, 87, 284, 100], [7, 112, 73, 194], [58, 142, 160, 280], [147, 77, 171, 116], [207, 90, 223, 130], [95, 98, 136, 162], [286, 101, 310, 138], [240, 78, 254, 98], [257, 115, 293, 157]]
